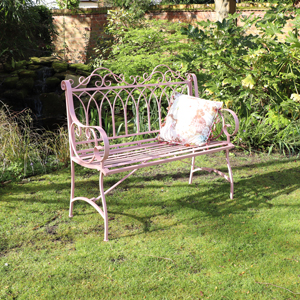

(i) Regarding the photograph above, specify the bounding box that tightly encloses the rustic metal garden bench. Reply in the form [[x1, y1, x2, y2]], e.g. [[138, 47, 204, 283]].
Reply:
[[61, 65, 239, 241]]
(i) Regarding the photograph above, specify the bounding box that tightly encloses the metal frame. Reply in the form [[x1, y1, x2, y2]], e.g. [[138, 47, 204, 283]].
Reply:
[[61, 65, 239, 241]]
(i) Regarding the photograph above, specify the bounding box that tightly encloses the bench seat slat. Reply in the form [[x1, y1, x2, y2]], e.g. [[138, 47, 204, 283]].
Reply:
[[73, 140, 233, 175]]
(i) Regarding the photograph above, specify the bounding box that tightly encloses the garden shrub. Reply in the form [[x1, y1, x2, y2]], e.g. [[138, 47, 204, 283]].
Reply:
[[159, 0, 213, 4], [92, 9, 191, 79], [91, 2, 300, 154], [0, 0, 56, 66], [242, 0, 296, 3], [180, 3, 300, 153], [56, 0, 80, 9], [104, 0, 153, 18]]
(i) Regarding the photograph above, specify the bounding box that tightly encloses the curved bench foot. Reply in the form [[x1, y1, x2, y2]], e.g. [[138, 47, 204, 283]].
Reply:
[[68, 164, 109, 241]]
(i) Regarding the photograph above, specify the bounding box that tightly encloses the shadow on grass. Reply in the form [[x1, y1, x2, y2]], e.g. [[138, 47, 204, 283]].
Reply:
[[1, 156, 300, 239], [104, 165, 298, 225], [106, 161, 300, 240]]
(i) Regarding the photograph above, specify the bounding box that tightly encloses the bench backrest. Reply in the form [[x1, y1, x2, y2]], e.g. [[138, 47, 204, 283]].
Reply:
[[62, 65, 198, 146]]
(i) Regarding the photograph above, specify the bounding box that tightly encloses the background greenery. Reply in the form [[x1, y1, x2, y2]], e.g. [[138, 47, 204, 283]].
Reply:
[[181, 4, 300, 153], [0, 0, 55, 65], [56, 0, 81, 9], [157, 0, 296, 4], [1, 1, 300, 182], [93, 2, 300, 155], [104, 0, 154, 18], [159, 0, 213, 4], [92, 9, 191, 78]]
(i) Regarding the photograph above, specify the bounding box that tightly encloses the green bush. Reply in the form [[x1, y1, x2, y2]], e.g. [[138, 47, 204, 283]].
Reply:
[[104, 0, 153, 18], [160, 0, 213, 4], [0, 0, 56, 65], [91, 3, 300, 154], [56, 0, 80, 9], [180, 3, 300, 153], [242, 0, 294, 3], [92, 9, 190, 79]]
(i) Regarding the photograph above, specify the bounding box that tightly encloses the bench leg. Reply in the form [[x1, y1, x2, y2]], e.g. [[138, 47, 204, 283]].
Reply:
[[68, 162, 109, 241], [69, 160, 75, 218], [226, 149, 234, 200], [189, 151, 234, 199], [189, 156, 195, 184], [99, 172, 109, 242]]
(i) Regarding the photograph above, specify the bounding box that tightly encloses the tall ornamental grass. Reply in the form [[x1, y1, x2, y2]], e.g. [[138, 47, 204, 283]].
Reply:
[[0, 104, 70, 182]]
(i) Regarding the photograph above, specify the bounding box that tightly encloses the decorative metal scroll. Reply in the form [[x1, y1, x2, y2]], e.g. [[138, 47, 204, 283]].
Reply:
[[62, 65, 196, 140], [61, 65, 191, 90]]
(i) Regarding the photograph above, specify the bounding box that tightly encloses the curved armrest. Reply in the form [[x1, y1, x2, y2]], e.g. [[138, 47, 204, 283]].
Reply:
[[220, 108, 239, 138], [69, 121, 110, 165], [210, 108, 239, 143]]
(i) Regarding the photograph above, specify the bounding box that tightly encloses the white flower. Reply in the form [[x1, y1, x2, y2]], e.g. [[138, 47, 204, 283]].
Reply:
[[291, 94, 300, 103]]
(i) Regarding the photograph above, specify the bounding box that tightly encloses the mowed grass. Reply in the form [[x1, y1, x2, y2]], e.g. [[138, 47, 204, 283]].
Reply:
[[1, 152, 300, 300]]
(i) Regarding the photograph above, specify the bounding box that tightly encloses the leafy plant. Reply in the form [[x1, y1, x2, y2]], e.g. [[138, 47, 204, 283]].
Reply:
[[160, 0, 213, 4], [56, 0, 80, 9], [92, 9, 190, 80], [180, 3, 300, 153], [243, 0, 295, 3], [0, 1, 56, 65], [103, 0, 153, 18]]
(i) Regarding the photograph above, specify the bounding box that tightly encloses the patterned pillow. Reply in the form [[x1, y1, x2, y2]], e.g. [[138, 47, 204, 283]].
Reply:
[[157, 92, 223, 146]]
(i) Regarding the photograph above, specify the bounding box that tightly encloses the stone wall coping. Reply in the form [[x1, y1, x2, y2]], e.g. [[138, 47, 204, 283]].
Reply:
[[51, 7, 108, 16], [51, 3, 273, 15]]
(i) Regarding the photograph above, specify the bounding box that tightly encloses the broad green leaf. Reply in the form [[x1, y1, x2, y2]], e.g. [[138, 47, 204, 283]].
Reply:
[[242, 74, 255, 89], [285, 32, 300, 48], [291, 15, 300, 29]]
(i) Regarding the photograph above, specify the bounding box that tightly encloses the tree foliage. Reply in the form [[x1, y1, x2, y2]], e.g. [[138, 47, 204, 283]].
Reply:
[[159, 0, 213, 4], [92, 8, 190, 79], [0, 0, 56, 65], [91, 2, 300, 153], [56, 0, 80, 9], [104, 0, 153, 18]]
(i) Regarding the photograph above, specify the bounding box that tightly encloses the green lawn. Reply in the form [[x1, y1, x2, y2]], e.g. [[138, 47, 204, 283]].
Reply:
[[1, 152, 300, 299]]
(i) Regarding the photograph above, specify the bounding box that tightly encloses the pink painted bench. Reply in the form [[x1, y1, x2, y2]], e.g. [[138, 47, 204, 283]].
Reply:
[[61, 65, 239, 241]]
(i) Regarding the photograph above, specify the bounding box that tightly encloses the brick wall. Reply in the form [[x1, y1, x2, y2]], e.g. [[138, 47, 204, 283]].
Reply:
[[52, 8, 108, 63], [51, 4, 293, 64]]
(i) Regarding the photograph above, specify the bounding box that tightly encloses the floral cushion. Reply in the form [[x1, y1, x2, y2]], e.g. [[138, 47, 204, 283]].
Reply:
[[157, 92, 223, 146]]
